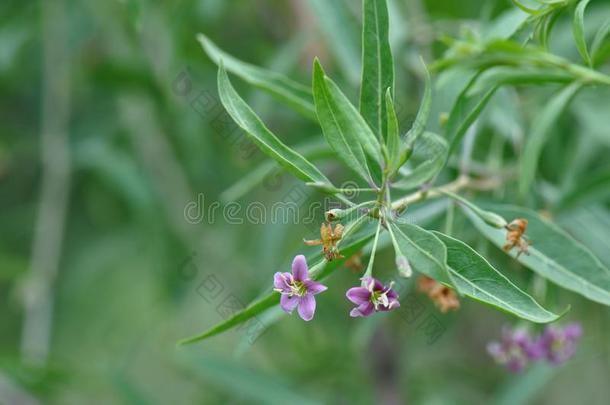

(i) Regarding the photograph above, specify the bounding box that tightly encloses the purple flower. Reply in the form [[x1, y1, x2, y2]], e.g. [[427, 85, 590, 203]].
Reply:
[[537, 323, 582, 365], [346, 277, 400, 317], [487, 328, 540, 373], [273, 255, 327, 321]]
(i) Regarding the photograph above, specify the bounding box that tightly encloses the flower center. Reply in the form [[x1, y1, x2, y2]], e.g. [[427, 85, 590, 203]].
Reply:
[[551, 337, 565, 353], [370, 289, 390, 309], [289, 280, 307, 297]]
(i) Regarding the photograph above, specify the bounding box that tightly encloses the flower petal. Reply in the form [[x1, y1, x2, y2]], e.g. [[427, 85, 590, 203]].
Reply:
[[280, 294, 299, 313], [372, 278, 386, 292], [564, 323, 582, 340], [386, 289, 399, 300], [304, 280, 327, 295], [346, 287, 370, 305], [291, 255, 309, 281], [380, 298, 400, 311], [274, 272, 292, 291], [349, 302, 375, 317], [297, 294, 316, 321], [487, 342, 504, 360]]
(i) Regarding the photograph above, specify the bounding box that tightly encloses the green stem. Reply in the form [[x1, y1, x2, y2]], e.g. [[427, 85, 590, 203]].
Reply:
[[363, 220, 382, 279]]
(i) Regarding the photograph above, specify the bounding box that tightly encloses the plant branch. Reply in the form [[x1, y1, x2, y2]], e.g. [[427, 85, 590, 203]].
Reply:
[[391, 174, 506, 213], [21, 0, 72, 367]]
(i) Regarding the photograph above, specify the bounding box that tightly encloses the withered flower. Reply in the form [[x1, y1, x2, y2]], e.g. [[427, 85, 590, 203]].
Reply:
[[304, 223, 344, 261], [429, 284, 460, 313], [503, 218, 530, 258], [417, 276, 460, 313], [417, 275, 437, 294], [344, 251, 363, 273]]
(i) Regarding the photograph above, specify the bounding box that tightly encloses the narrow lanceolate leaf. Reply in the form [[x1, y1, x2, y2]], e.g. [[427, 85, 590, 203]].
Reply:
[[519, 82, 583, 197], [198, 33, 315, 119], [446, 71, 498, 155], [178, 293, 278, 345], [464, 203, 610, 306], [385, 88, 401, 172], [557, 170, 610, 211], [220, 139, 334, 202], [178, 232, 375, 345], [393, 132, 448, 191], [591, 20, 610, 64], [312, 59, 381, 183], [389, 222, 454, 287], [360, 0, 394, 140], [404, 60, 432, 148], [218, 66, 330, 185], [446, 66, 574, 155], [433, 232, 559, 323], [573, 0, 592, 66]]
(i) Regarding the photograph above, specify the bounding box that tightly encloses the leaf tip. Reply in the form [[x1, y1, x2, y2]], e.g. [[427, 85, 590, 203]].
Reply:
[[195, 32, 207, 45], [312, 57, 324, 76]]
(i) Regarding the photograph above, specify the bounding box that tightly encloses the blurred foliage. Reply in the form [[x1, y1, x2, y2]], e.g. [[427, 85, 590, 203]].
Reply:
[[1, 0, 609, 404]]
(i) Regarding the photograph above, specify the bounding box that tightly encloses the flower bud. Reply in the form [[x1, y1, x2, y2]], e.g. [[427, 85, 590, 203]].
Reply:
[[396, 255, 412, 277], [478, 210, 508, 229]]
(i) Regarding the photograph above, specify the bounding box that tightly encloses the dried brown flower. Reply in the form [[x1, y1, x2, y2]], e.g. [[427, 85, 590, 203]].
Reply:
[[503, 218, 530, 258], [417, 276, 460, 313], [304, 223, 345, 261]]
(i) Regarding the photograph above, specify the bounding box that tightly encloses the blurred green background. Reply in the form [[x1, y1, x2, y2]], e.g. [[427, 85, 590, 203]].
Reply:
[[1, 0, 609, 404]]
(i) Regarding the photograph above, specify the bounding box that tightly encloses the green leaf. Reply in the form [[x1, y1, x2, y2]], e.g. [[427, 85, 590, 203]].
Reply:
[[558, 169, 610, 211], [519, 82, 583, 197], [511, 0, 541, 15], [217, 66, 331, 186], [467, 66, 572, 95], [405, 60, 432, 148], [573, 0, 592, 66], [178, 231, 375, 345], [433, 232, 559, 323], [446, 71, 499, 155], [219, 139, 335, 202], [591, 19, 610, 64], [482, 8, 529, 41], [389, 222, 454, 286], [392, 132, 448, 191], [557, 205, 610, 269], [464, 203, 610, 306], [446, 66, 574, 155], [385, 88, 401, 172], [198, 33, 316, 119], [312, 59, 382, 183], [360, 0, 394, 140], [178, 293, 278, 346], [535, 8, 562, 50]]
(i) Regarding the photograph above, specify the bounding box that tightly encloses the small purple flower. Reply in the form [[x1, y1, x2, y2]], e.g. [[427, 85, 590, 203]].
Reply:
[[346, 277, 400, 317], [273, 255, 327, 321], [537, 323, 582, 365], [487, 328, 540, 373]]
